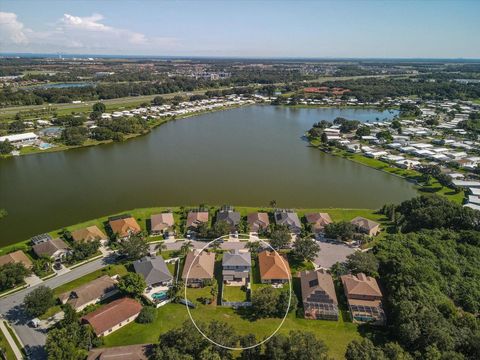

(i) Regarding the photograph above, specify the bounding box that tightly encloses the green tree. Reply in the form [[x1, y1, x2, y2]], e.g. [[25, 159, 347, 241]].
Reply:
[[0, 262, 30, 291], [152, 96, 165, 105], [92, 102, 106, 113], [118, 234, 149, 260], [61, 126, 88, 146], [239, 334, 261, 360], [0, 139, 14, 154], [346, 251, 379, 277], [210, 220, 231, 238], [23, 285, 56, 317], [269, 226, 291, 250], [136, 306, 157, 323], [118, 273, 146, 297], [292, 237, 320, 262], [324, 221, 356, 241], [346, 338, 386, 360], [180, 241, 194, 256], [251, 287, 279, 318], [356, 126, 371, 137]]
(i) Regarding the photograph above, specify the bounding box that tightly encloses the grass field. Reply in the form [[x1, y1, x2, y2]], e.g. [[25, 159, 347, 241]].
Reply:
[[102, 303, 359, 359], [222, 285, 248, 302], [0, 327, 16, 360]]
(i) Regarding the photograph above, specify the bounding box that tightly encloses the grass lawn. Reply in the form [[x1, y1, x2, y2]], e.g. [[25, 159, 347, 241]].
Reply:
[[0, 327, 16, 360], [53, 264, 128, 296], [185, 285, 214, 304], [39, 305, 62, 320], [222, 285, 248, 302], [102, 303, 359, 359]]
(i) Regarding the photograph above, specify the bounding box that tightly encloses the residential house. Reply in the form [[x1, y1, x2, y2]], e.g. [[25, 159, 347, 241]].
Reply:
[[133, 256, 173, 287], [222, 250, 251, 286], [59, 275, 118, 311], [305, 213, 332, 234], [32, 238, 70, 261], [341, 273, 385, 325], [81, 297, 142, 337], [87, 344, 152, 360], [0, 250, 33, 269], [300, 269, 338, 321], [247, 212, 270, 233], [216, 207, 241, 232], [258, 250, 291, 284], [350, 217, 380, 236], [31, 233, 53, 246], [186, 211, 209, 232], [274, 210, 302, 234], [181, 250, 215, 287], [71, 226, 108, 244], [108, 215, 141, 240], [150, 213, 175, 236]]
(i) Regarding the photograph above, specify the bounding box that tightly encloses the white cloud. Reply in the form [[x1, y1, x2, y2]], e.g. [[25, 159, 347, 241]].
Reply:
[[0, 12, 29, 45], [0, 12, 178, 54]]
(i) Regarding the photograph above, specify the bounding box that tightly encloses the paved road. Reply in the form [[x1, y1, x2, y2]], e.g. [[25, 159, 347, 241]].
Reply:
[[0, 254, 116, 359]]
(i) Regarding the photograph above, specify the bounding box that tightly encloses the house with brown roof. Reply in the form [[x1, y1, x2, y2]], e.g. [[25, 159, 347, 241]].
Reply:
[[350, 217, 380, 236], [300, 269, 338, 320], [87, 344, 152, 360], [71, 226, 108, 244], [59, 275, 118, 311], [0, 250, 33, 269], [247, 212, 270, 233], [150, 213, 175, 236], [341, 273, 385, 325], [109, 216, 141, 240], [32, 238, 70, 261], [81, 297, 142, 337], [258, 250, 291, 284], [181, 250, 215, 287], [186, 211, 209, 232], [305, 213, 332, 234]]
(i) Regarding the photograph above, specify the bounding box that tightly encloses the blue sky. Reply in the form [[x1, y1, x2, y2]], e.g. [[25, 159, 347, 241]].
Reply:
[[1, 0, 479, 58]]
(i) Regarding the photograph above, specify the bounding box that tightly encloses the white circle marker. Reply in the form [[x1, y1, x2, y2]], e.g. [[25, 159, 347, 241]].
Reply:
[[183, 234, 292, 350]]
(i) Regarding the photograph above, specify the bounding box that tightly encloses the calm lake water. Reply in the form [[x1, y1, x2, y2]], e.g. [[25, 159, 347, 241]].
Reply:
[[0, 105, 416, 246]]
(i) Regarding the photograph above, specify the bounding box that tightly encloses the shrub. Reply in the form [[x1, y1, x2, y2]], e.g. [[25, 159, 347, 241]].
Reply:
[[136, 306, 156, 323]]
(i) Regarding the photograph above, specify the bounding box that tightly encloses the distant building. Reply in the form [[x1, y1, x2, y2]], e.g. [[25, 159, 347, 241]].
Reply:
[[0, 250, 33, 269], [0, 132, 38, 145], [350, 217, 380, 236], [341, 273, 385, 325], [59, 275, 118, 311], [222, 250, 251, 285], [300, 269, 338, 321], [258, 250, 291, 284], [82, 297, 142, 337], [181, 250, 215, 287]]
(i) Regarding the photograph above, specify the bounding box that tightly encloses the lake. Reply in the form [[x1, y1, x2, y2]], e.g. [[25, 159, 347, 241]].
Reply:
[[0, 105, 416, 246]]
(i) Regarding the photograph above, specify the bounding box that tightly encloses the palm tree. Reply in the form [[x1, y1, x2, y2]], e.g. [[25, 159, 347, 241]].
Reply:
[[269, 200, 277, 209], [245, 241, 261, 255], [180, 241, 193, 256], [155, 242, 167, 254]]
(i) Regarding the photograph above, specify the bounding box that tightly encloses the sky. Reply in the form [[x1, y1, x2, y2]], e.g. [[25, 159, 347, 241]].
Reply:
[[1, 0, 479, 58]]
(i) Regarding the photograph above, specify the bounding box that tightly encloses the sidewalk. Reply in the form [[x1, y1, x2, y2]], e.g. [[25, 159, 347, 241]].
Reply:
[[0, 320, 23, 360]]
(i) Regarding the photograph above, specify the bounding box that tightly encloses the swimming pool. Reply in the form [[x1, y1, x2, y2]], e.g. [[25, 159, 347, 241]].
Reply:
[[152, 291, 168, 301], [39, 142, 55, 150]]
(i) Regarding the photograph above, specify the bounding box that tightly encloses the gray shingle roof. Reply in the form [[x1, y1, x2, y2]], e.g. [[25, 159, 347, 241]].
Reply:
[[133, 256, 173, 286], [222, 250, 251, 267]]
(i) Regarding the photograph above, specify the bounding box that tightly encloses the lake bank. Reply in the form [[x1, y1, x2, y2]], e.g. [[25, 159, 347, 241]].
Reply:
[[0, 106, 415, 245]]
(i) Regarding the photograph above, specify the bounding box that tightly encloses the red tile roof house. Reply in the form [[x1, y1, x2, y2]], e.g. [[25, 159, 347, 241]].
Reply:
[[350, 217, 381, 237], [71, 226, 108, 244], [247, 212, 270, 233], [258, 250, 291, 284], [150, 213, 175, 236], [108, 216, 142, 240], [82, 297, 142, 337], [186, 211, 209, 234], [181, 250, 215, 287], [305, 213, 332, 235], [300, 269, 338, 321], [341, 273, 386, 325]]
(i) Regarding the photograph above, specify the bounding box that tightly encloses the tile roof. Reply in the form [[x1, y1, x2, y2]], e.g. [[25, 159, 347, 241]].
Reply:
[[133, 256, 173, 286], [217, 210, 241, 226], [350, 217, 380, 232], [305, 213, 332, 231], [150, 213, 174, 232], [300, 269, 337, 305], [181, 250, 215, 280], [0, 250, 33, 269], [247, 212, 270, 232], [258, 251, 291, 280], [109, 217, 141, 238], [71, 226, 108, 243], [341, 273, 383, 299], [186, 211, 209, 229], [82, 297, 142, 335], [32, 238, 69, 258], [222, 249, 251, 267], [59, 275, 117, 310]]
